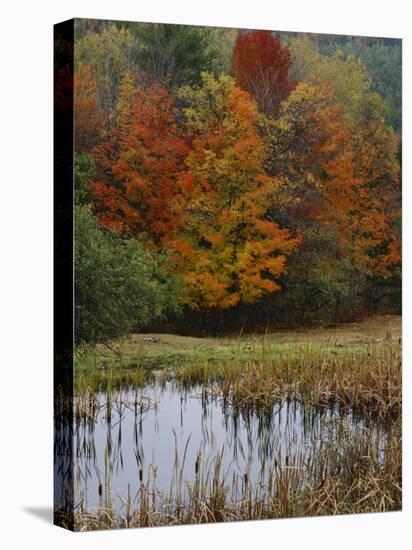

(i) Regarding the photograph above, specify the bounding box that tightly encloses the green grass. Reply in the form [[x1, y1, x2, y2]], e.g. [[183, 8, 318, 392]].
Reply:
[[76, 314, 401, 370], [74, 315, 401, 416]]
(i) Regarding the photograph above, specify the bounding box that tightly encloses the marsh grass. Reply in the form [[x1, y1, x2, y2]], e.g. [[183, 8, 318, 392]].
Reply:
[[74, 364, 151, 395], [75, 333, 401, 418], [174, 339, 401, 418], [59, 317, 401, 531], [67, 416, 401, 530]]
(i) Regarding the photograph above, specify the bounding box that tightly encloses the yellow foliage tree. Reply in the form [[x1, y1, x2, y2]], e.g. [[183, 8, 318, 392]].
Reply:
[[171, 73, 300, 310]]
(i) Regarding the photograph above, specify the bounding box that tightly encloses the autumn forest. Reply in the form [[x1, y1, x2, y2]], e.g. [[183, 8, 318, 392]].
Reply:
[[69, 21, 402, 343]]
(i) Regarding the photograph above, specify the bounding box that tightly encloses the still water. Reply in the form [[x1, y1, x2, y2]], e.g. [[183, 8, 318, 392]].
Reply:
[[67, 378, 387, 513]]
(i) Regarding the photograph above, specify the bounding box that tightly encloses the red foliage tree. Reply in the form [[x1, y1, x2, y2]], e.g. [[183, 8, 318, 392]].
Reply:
[[92, 79, 189, 245], [233, 30, 295, 115]]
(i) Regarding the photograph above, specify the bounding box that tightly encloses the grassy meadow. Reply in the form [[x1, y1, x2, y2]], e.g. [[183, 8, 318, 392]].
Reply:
[[76, 316, 401, 416]]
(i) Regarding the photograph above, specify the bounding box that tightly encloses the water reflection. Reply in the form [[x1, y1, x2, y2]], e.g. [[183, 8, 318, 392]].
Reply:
[[54, 394, 74, 515], [57, 379, 389, 514]]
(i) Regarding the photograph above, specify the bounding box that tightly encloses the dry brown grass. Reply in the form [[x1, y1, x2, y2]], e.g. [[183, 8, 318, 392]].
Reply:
[[58, 416, 401, 531], [175, 337, 401, 418]]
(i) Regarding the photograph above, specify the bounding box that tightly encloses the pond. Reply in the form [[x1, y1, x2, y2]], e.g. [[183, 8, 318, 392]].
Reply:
[[66, 376, 389, 516]]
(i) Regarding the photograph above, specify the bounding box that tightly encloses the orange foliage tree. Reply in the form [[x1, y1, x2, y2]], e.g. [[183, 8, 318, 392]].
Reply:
[[261, 81, 400, 280], [233, 30, 295, 116], [91, 71, 189, 244], [74, 63, 103, 153], [308, 90, 400, 279], [171, 73, 300, 310]]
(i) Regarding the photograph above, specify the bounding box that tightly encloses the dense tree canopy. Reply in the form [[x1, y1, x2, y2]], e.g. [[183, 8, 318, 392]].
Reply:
[[75, 205, 180, 345], [172, 73, 299, 309], [73, 22, 401, 338], [75, 24, 137, 132], [92, 77, 189, 243], [132, 23, 216, 88]]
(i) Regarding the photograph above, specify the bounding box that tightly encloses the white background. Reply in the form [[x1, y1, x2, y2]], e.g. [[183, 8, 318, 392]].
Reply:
[[0, 0, 410, 548]]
